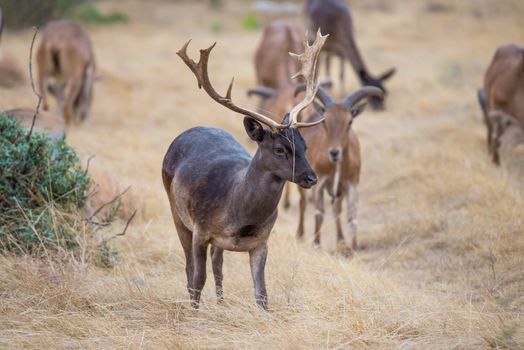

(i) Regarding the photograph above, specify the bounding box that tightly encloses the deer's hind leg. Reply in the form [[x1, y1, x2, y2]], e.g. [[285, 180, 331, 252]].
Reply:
[[191, 230, 209, 309], [211, 246, 224, 303], [172, 215, 194, 300], [167, 197, 195, 300]]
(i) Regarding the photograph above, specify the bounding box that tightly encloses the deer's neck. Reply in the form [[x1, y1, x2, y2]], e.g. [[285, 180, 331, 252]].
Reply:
[[230, 150, 285, 226]]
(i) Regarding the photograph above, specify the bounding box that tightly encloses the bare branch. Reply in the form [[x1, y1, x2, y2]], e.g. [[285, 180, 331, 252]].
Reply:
[[84, 154, 96, 175], [88, 186, 130, 220], [116, 210, 136, 237], [26, 26, 42, 141]]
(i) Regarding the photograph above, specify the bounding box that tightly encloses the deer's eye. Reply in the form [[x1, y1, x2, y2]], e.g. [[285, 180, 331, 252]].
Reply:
[[274, 146, 286, 156]]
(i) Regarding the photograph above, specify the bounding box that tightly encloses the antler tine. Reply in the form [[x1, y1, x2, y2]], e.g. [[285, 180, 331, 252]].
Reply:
[[287, 29, 328, 128], [177, 40, 290, 131]]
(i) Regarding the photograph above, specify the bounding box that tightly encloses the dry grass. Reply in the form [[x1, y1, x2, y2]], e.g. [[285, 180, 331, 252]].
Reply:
[[0, 0, 523, 348]]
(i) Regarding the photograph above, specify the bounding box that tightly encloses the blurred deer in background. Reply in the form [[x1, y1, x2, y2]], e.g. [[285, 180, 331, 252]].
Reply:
[[254, 20, 303, 90], [162, 31, 327, 310], [295, 84, 383, 250], [37, 20, 96, 125], [478, 43, 524, 165], [304, 0, 395, 109]]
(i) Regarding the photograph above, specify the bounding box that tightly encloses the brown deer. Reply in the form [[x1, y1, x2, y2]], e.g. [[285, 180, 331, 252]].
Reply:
[[36, 20, 96, 125], [304, 0, 395, 109], [162, 31, 327, 310], [478, 44, 524, 165], [295, 84, 383, 250], [254, 20, 303, 89]]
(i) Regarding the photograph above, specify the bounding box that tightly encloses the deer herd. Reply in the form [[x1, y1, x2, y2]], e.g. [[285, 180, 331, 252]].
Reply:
[[1, 1, 523, 310]]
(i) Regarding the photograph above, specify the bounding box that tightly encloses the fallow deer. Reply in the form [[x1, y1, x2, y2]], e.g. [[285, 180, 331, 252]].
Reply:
[[304, 0, 395, 109], [36, 20, 96, 125], [295, 85, 383, 250], [478, 44, 524, 165], [162, 31, 327, 310]]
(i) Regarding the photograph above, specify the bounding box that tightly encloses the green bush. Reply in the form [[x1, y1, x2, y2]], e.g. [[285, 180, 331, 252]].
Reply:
[[75, 3, 129, 25], [242, 13, 259, 31], [1, 0, 84, 29], [0, 115, 90, 253]]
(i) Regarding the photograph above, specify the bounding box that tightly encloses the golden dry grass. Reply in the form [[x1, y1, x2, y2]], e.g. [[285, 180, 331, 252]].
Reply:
[[1, 0, 523, 348]]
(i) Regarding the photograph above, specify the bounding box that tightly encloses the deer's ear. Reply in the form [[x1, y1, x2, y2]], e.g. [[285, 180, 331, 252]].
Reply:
[[244, 117, 265, 142], [351, 102, 367, 118]]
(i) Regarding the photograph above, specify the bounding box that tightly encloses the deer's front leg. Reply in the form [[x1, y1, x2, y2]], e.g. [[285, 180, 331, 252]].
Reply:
[[191, 236, 208, 309], [249, 243, 268, 311]]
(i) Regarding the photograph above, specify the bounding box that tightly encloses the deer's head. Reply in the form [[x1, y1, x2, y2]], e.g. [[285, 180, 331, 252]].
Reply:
[[296, 85, 383, 163], [178, 30, 329, 188]]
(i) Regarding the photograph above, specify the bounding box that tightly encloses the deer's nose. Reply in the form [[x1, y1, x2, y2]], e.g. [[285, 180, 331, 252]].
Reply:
[[299, 172, 317, 189], [305, 173, 317, 186], [329, 149, 340, 162]]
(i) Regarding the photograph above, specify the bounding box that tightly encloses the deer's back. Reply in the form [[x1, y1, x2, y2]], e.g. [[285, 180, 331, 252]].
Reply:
[[254, 20, 302, 88], [163, 127, 249, 198], [484, 44, 524, 126], [305, 0, 353, 55], [38, 20, 95, 76]]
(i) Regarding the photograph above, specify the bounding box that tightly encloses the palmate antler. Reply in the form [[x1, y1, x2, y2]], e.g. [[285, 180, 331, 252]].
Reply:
[[177, 29, 328, 131], [287, 29, 328, 127]]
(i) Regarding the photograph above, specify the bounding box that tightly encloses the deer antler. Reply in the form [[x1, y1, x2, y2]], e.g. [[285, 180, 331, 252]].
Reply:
[[177, 31, 328, 131], [287, 29, 328, 128], [177, 40, 291, 131]]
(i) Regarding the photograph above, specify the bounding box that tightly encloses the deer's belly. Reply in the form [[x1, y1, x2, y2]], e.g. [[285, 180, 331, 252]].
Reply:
[[211, 229, 270, 252]]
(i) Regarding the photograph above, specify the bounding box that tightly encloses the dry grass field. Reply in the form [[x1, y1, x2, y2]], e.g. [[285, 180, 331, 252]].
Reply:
[[1, 0, 524, 348]]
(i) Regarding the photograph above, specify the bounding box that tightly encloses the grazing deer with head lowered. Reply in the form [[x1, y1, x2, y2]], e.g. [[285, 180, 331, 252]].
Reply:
[[294, 84, 383, 250], [162, 31, 327, 310], [36, 20, 96, 125], [478, 44, 524, 165], [304, 0, 395, 109]]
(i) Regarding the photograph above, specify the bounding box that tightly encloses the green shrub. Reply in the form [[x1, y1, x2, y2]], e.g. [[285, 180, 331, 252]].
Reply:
[[0, 115, 89, 253], [75, 3, 129, 25], [209, 18, 222, 33], [241, 13, 259, 31], [1, 0, 83, 29]]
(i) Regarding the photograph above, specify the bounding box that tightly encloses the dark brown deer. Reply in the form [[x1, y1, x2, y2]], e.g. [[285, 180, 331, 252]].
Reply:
[[162, 31, 327, 310], [295, 84, 383, 250], [478, 44, 524, 165], [304, 0, 395, 109], [36, 20, 96, 125]]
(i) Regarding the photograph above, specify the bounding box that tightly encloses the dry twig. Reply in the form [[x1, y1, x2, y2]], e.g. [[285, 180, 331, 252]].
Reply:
[[26, 26, 42, 141]]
